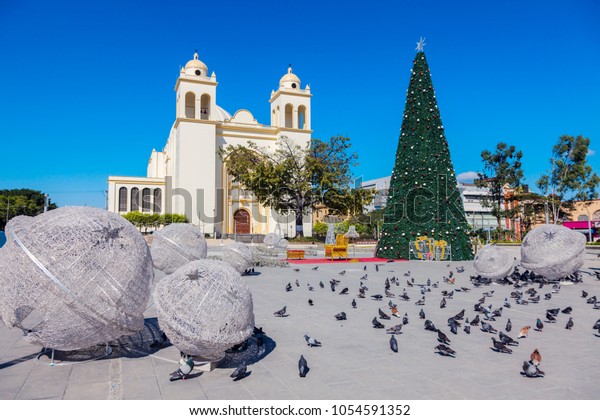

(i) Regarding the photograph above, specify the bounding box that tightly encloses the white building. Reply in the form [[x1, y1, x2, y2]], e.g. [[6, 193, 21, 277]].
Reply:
[[361, 176, 502, 230], [107, 53, 313, 237]]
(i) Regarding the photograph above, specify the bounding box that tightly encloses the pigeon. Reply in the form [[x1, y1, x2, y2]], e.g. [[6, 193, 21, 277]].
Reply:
[[170, 355, 195, 381], [415, 297, 425, 305], [499, 331, 519, 346], [308, 284, 314, 291], [330, 282, 336, 292], [593, 319, 600, 331], [298, 355, 309, 377], [437, 329, 451, 344], [531, 349, 542, 366], [371, 294, 383, 301], [230, 365, 248, 381], [352, 299, 357, 309], [544, 293, 552, 300], [449, 320, 458, 335], [357, 290, 365, 298], [304, 334, 322, 347], [491, 337, 512, 353], [334, 312, 347, 321], [273, 306, 287, 317], [506, 318, 512, 332], [360, 281, 368, 291], [285, 283, 293, 292], [561, 306, 573, 314], [379, 308, 391, 320], [504, 298, 511, 308], [518, 326, 531, 338], [402, 313, 409, 325], [391, 306, 400, 317], [535, 318, 544, 332], [295, 279, 300, 287], [388, 300, 395, 308], [481, 322, 497, 334], [339, 270, 346, 276], [376, 265, 379, 272], [319, 281, 324, 289], [386, 324, 403, 334], [456, 266, 464, 273], [545, 312, 557, 323], [339, 287, 349, 295], [424, 320, 437, 332], [530, 295, 541, 303], [372, 317, 385, 329], [389, 335, 398, 353], [587, 296, 597, 304], [547, 308, 560, 316], [582, 290, 588, 298], [464, 325, 471, 334], [308, 299, 313, 306], [452, 309, 465, 320], [483, 291, 495, 297], [385, 289, 396, 298], [419, 308, 425, 319], [566, 317, 574, 330], [435, 344, 456, 357], [361, 274, 368, 281], [293, 268, 300, 272], [470, 315, 480, 326], [312, 266, 318, 271], [364, 265, 367, 271], [522, 360, 545, 378], [440, 298, 447, 309]]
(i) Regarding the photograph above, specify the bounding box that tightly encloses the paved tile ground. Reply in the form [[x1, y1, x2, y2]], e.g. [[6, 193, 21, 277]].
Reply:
[[1, 246, 599, 400]]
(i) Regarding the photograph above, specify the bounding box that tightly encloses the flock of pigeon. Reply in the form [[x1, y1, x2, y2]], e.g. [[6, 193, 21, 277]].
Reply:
[[168, 259, 600, 385], [268, 262, 600, 381]]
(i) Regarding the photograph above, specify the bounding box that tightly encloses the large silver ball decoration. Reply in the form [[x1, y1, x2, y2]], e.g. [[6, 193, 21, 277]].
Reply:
[[263, 232, 279, 247], [0, 207, 153, 351], [222, 242, 253, 274], [521, 224, 586, 280], [151, 223, 207, 274], [154, 259, 254, 360], [473, 245, 514, 279]]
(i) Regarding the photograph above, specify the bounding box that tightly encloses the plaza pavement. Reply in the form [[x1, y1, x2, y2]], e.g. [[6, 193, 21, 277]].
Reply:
[[1, 246, 599, 400]]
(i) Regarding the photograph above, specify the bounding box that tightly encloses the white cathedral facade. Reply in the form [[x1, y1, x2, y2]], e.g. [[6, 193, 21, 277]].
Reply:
[[107, 53, 313, 237]]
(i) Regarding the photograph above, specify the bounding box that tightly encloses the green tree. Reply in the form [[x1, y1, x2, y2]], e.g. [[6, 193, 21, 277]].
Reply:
[[536, 135, 600, 223], [220, 135, 372, 237], [475, 142, 524, 229], [0, 189, 58, 230], [376, 50, 473, 260]]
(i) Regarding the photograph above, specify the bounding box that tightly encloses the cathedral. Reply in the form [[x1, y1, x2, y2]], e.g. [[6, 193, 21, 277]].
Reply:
[[107, 53, 313, 237]]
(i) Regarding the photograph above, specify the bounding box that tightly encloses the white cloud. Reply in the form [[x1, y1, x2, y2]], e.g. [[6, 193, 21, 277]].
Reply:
[[456, 171, 479, 182], [587, 149, 596, 156]]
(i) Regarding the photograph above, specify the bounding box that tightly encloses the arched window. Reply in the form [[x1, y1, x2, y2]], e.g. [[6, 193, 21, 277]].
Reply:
[[578, 214, 589, 221], [593, 210, 600, 220], [285, 104, 293, 128], [118, 187, 127, 212], [298, 105, 306, 129], [153, 188, 162, 213], [185, 92, 195, 118], [142, 188, 151, 212], [200, 94, 210, 120], [130, 188, 140, 212], [272, 109, 276, 126]]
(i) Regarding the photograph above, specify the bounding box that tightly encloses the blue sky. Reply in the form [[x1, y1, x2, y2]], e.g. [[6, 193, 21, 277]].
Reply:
[[1, 0, 598, 209]]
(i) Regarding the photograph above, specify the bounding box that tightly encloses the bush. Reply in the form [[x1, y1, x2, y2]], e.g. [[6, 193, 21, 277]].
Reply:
[[121, 211, 188, 232]]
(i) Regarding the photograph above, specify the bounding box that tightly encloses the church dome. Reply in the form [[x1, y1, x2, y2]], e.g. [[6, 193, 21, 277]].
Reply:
[[279, 66, 300, 89], [184, 52, 209, 77]]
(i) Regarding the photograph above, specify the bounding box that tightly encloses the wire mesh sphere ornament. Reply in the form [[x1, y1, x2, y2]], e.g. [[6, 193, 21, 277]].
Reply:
[[473, 245, 514, 279], [0, 207, 153, 351], [222, 242, 253, 274], [151, 223, 207, 274], [154, 259, 255, 360], [345, 226, 360, 239], [263, 232, 280, 248], [521, 224, 586, 280]]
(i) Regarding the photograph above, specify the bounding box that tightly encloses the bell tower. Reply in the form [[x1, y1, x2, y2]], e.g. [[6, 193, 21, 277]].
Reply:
[[269, 66, 311, 132]]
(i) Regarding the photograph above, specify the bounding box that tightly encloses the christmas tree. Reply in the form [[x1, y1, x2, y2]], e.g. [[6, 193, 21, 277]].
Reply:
[[376, 39, 473, 261]]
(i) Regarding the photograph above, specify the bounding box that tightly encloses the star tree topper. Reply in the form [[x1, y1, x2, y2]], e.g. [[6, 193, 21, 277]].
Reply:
[[415, 37, 426, 52]]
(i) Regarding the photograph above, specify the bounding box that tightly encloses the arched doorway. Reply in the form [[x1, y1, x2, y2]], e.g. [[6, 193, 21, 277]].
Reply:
[[233, 209, 251, 234]]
